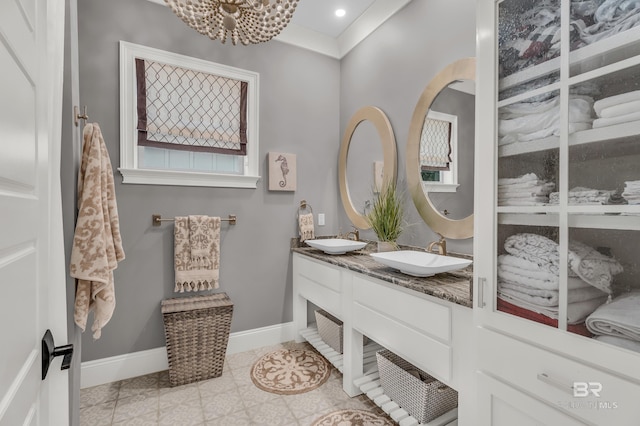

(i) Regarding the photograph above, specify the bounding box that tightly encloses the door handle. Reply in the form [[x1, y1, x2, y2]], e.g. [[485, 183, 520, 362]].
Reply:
[[41, 329, 73, 380]]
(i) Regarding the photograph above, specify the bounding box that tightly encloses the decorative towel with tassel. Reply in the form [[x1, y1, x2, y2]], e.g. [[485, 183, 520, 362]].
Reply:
[[298, 213, 314, 242], [174, 215, 221, 292], [70, 123, 125, 339]]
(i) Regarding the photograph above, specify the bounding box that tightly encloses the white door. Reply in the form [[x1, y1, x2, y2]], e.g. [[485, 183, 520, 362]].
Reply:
[[0, 0, 68, 425]]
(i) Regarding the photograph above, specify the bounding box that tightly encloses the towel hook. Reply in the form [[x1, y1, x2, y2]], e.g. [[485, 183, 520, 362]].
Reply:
[[74, 105, 89, 127]]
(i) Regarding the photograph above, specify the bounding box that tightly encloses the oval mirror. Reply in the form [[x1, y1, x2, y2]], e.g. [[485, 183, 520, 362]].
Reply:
[[339, 106, 397, 229], [406, 57, 475, 239]]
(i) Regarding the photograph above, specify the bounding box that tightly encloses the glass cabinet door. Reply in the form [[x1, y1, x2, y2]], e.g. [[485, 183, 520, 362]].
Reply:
[[492, 0, 640, 352]]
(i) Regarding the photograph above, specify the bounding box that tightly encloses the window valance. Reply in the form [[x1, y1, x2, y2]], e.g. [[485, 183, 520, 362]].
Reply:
[[136, 58, 248, 155]]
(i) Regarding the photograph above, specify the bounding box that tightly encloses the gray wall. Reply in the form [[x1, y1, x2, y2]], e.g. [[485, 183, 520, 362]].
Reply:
[[338, 0, 477, 255], [72, 0, 341, 361], [67, 0, 477, 363]]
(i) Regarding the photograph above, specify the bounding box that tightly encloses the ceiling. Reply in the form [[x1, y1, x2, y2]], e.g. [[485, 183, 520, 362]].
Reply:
[[148, 0, 413, 59], [277, 0, 413, 58]]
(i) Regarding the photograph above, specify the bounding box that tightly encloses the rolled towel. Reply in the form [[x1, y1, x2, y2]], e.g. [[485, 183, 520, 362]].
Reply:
[[593, 90, 640, 116], [595, 335, 640, 353], [586, 291, 640, 341]]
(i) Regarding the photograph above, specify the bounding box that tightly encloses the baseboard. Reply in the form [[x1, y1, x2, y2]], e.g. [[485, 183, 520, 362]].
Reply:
[[80, 321, 295, 388]]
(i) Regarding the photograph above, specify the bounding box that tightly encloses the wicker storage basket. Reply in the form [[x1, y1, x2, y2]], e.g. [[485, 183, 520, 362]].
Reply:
[[315, 309, 344, 353], [161, 293, 233, 386], [315, 309, 370, 354], [376, 349, 458, 423]]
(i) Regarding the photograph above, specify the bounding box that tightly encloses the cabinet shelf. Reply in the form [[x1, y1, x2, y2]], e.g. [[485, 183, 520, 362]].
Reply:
[[498, 210, 640, 230], [499, 120, 640, 158], [500, 25, 640, 92]]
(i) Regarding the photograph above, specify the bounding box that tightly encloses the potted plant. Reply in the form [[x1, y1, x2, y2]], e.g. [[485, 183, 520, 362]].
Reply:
[[366, 181, 404, 252]]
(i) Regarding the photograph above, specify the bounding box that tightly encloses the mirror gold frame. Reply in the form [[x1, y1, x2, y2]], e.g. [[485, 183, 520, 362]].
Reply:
[[339, 106, 397, 229], [406, 57, 475, 239]]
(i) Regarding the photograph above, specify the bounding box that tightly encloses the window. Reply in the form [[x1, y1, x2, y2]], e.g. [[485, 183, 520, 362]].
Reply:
[[119, 41, 260, 188], [420, 110, 459, 192]]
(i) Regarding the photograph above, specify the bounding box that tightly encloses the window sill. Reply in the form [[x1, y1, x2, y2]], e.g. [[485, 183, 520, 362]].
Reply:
[[119, 168, 260, 188], [421, 183, 460, 193]]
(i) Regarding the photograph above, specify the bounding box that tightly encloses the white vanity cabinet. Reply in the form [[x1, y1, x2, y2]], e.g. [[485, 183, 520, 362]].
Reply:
[[475, 0, 640, 424], [292, 251, 475, 424]]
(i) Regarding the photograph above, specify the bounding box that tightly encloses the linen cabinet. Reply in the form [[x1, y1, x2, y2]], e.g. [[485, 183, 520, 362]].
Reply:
[[475, 0, 640, 424]]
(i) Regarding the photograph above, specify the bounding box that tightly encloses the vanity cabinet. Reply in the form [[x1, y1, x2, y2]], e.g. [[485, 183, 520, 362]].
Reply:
[[476, 0, 640, 424], [292, 251, 475, 425]]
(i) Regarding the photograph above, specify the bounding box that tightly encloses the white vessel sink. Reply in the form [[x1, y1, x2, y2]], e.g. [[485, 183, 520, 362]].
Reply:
[[305, 238, 367, 255], [370, 250, 472, 277]]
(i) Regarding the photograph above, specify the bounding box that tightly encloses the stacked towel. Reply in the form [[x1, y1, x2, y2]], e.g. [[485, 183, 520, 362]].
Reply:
[[548, 187, 614, 205], [587, 291, 640, 353], [497, 233, 623, 325], [298, 213, 315, 242], [593, 90, 640, 129], [174, 215, 221, 292], [622, 180, 640, 204], [499, 95, 593, 146], [70, 123, 125, 339], [498, 173, 555, 206]]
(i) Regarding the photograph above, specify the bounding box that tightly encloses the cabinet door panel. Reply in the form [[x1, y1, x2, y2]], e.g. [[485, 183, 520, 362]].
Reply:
[[477, 372, 586, 426], [479, 328, 640, 425]]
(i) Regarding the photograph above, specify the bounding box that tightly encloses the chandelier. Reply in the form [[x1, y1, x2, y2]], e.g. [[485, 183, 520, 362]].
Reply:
[[165, 0, 299, 45]]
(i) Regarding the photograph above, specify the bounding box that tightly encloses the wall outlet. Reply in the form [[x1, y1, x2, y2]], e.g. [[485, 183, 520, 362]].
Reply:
[[318, 213, 325, 226]]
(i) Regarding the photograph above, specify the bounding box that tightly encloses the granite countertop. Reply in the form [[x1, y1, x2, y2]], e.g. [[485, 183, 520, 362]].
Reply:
[[291, 238, 473, 308]]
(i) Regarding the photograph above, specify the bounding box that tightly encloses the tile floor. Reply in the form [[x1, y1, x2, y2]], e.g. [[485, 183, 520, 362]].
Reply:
[[80, 341, 390, 425]]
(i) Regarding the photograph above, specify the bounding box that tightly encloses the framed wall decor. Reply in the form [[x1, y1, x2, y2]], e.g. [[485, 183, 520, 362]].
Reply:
[[268, 152, 296, 191]]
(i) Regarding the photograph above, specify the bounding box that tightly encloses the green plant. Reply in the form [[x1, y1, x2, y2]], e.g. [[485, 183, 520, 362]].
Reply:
[[366, 181, 404, 243]]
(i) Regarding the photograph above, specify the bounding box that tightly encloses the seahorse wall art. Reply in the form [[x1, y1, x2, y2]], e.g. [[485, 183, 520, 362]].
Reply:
[[268, 152, 297, 191]]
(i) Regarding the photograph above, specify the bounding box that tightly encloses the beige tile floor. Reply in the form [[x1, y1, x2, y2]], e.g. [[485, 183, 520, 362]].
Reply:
[[80, 341, 390, 425]]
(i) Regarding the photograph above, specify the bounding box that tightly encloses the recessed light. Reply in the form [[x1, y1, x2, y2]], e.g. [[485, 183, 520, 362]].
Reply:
[[335, 9, 346, 17]]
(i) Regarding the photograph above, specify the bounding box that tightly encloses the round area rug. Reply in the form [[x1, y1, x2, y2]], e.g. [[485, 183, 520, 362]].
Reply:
[[250, 348, 331, 395], [311, 409, 395, 426]]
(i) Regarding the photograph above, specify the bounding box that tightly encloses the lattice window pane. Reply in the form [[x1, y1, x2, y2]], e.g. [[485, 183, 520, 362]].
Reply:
[[420, 118, 452, 171], [136, 58, 247, 155]]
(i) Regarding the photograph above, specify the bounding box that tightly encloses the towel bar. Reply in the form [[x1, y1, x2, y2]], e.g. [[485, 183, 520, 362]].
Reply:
[[152, 214, 237, 226]]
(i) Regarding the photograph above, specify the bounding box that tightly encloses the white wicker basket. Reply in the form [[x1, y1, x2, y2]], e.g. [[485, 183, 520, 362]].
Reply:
[[376, 349, 458, 423], [315, 309, 344, 353]]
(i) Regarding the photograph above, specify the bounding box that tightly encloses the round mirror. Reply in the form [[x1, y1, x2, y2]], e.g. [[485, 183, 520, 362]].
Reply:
[[406, 57, 475, 239], [339, 106, 397, 229]]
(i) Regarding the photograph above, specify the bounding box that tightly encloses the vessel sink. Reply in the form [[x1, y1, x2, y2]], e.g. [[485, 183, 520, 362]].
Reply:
[[369, 250, 472, 277], [305, 238, 367, 255]]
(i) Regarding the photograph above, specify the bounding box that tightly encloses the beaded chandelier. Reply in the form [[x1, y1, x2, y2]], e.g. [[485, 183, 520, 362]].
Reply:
[[165, 0, 299, 45]]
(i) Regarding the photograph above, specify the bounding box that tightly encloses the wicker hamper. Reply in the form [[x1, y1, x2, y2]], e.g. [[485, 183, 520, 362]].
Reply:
[[315, 309, 369, 354], [161, 293, 233, 386], [376, 349, 458, 423]]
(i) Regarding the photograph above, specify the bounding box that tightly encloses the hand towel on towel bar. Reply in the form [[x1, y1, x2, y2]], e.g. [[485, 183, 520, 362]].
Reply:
[[174, 215, 221, 292], [70, 123, 125, 339]]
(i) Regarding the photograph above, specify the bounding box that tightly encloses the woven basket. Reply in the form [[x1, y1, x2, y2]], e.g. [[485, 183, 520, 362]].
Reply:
[[161, 293, 233, 386], [376, 349, 458, 423], [315, 309, 370, 354], [315, 309, 344, 353]]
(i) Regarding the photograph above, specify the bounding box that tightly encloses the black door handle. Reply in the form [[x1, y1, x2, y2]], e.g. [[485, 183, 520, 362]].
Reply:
[[41, 329, 74, 380]]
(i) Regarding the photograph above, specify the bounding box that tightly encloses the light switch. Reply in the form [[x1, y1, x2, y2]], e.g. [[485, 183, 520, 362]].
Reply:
[[318, 213, 325, 226]]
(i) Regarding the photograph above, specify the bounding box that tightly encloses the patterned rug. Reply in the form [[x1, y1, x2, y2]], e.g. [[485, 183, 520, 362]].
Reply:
[[250, 348, 331, 395], [311, 409, 395, 426]]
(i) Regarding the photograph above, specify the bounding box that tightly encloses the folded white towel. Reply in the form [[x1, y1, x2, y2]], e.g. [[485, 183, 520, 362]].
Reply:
[[586, 291, 640, 341], [593, 111, 640, 129], [498, 281, 607, 306], [498, 293, 607, 325], [497, 173, 539, 185], [594, 90, 640, 116], [598, 99, 640, 118]]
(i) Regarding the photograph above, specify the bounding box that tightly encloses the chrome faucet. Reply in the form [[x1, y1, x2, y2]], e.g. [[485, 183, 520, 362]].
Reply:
[[427, 234, 447, 256], [345, 226, 360, 241]]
